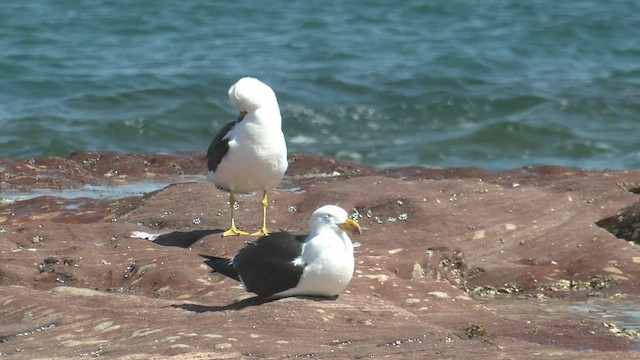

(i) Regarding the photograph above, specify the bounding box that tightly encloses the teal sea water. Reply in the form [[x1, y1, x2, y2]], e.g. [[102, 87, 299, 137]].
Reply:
[[1, 0, 639, 171]]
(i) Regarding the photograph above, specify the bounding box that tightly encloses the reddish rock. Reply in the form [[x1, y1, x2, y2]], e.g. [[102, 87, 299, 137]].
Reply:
[[1, 152, 640, 359]]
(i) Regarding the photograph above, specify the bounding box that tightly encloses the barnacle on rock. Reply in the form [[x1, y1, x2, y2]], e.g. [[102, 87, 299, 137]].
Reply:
[[536, 276, 617, 292], [465, 324, 487, 338]]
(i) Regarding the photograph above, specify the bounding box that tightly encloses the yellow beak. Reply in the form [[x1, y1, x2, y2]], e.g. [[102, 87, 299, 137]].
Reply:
[[238, 110, 248, 121], [340, 218, 362, 236]]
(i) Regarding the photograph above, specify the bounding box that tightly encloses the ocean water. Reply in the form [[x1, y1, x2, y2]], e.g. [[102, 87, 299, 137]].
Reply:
[[1, 0, 639, 171]]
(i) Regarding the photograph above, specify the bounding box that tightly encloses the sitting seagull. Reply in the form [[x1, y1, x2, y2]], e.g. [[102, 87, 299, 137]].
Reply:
[[202, 205, 362, 299], [207, 77, 288, 237]]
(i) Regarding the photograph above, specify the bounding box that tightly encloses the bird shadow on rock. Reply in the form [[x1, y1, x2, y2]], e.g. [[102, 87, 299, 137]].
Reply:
[[170, 295, 339, 313], [170, 297, 267, 312], [151, 229, 224, 248]]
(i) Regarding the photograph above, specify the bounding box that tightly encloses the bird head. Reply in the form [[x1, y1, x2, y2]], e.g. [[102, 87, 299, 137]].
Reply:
[[228, 77, 279, 117], [309, 205, 362, 237]]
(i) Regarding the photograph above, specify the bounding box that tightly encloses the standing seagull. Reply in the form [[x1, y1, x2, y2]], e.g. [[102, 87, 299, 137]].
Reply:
[[202, 205, 362, 298], [207, 77, 288, 237]]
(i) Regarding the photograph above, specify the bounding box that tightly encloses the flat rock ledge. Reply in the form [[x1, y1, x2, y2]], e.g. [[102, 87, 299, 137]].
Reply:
[[1, 152, 640, 359]]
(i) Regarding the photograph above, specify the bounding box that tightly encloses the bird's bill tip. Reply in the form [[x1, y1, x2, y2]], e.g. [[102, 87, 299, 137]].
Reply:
[[340, 218, 362, 236]]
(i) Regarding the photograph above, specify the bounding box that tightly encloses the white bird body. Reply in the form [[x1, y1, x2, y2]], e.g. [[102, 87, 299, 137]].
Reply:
[[209, 115, 287, 193]]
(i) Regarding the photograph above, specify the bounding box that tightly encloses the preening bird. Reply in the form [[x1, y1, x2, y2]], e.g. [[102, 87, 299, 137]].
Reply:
[[202, 205, 362, 298], [206, 77, 288, 237]]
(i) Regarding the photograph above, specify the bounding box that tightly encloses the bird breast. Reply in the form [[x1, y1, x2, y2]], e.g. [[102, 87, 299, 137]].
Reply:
[[293, 233, 355, 296]]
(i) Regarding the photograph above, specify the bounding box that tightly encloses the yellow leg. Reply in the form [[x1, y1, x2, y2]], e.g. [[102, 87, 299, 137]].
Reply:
[[251, 191, 270, 237], [223, 191, 249, 237]]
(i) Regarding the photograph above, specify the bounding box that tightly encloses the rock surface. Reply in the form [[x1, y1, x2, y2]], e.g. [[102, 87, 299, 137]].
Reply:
[[1, 152, 640, 359]]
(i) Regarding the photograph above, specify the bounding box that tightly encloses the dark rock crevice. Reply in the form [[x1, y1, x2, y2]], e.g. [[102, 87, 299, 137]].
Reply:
[[596, 202, 640, 244]]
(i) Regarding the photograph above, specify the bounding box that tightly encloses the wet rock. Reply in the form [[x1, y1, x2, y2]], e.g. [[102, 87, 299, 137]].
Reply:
[[1, 152, 640, 359]]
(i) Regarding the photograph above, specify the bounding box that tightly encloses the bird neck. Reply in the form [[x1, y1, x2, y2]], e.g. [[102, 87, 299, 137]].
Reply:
[[235, 110, 283, 140], [308, 227, 352, 249], [250, 106, 281, 125]]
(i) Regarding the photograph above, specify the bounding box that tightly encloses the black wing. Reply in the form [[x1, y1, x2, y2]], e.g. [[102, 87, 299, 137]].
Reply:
[[232, 231, 307, 298], [206, 120, 237, 172], [201, 255, 241, 282]]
